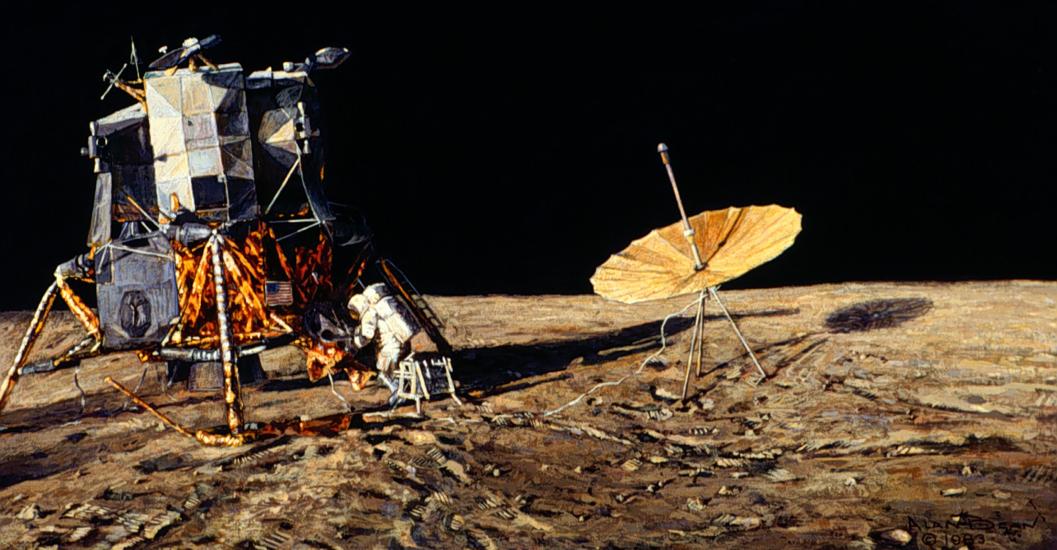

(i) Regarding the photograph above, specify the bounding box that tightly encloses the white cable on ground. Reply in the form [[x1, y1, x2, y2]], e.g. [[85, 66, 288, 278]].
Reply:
[[327, 372, 353, 413], [540, 297, 700, 418]]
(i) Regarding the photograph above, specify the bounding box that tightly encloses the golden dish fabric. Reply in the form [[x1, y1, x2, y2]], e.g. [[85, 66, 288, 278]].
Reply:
[[591, 205, 802, 303]]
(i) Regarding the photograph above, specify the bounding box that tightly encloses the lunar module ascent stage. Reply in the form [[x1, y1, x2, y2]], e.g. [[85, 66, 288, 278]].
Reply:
[[0, 36, 453, 446]]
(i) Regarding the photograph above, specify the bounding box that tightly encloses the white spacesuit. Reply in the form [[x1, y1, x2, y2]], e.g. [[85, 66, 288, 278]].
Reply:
[[347, 283, 422, 396]]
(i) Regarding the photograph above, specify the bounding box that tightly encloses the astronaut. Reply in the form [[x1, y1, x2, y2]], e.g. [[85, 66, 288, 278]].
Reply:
[[347, 283, 425, 400]]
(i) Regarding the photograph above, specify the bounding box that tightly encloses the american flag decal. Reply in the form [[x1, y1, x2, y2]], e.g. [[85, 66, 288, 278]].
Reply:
[[265, 281, 293, 306]]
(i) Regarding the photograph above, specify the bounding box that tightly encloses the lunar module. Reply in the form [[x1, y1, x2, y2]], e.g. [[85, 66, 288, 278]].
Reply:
[[0, 36, 453, 446]]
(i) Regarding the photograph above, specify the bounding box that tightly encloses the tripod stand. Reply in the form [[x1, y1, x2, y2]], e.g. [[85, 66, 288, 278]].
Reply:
[[680, 286, 766, 399]]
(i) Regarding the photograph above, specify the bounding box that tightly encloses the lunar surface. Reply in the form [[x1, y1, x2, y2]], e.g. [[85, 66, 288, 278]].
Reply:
[[0, 281, 1054, 548]]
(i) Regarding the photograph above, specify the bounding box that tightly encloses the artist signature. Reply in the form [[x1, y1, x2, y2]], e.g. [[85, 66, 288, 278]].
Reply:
[[906, 500, 1048, 546]]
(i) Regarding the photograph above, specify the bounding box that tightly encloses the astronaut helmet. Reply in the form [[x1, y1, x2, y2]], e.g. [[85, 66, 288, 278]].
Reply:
[[347, 293, 369, 315], [347, 283, 391, 315]]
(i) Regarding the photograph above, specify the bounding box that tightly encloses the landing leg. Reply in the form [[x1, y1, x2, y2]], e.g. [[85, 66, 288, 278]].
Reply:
[[209, 235, 245, 435], [708, 286, 766, 384], [55, 276, 101, 341], [105, 375, 358, 447], [0, 281, 59, 414], [105, 377, 195, 438]]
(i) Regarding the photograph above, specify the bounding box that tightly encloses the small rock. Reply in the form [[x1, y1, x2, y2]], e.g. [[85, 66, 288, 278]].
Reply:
[[17, 504, 41, 521], [880, 528, 912, 544], [67, 526, 93, 543], [844, 477, 858, 487], [402, 430, 438, 446], [730, 516, 761, 530], [642, 429, 665, 440], [993, 490, 1011, 500], [442, 459, 471, 484], [686, 497, 706, 512], [764, 468, 797, 482], [715, 457, 747, 468], [143, 510, 181, 539], [193, 464, 222, 476], [941, 487, 966, 497], [961, 464, 973, 476], [653, 387, 681, 401], [113, 537, 146, 550], [744, 429, 756, 437]]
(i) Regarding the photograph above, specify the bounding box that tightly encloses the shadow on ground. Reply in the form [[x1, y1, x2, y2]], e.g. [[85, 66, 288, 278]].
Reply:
[[0, 306, 801, 489], [825, 298, 933, 333], [0, 414, 166, 489]]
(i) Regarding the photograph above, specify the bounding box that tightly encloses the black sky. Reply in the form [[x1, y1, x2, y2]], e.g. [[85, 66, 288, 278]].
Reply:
[[0, 3, 1055, 310]]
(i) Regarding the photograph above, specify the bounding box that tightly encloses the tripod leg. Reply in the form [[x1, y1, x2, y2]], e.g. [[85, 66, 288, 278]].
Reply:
[[0, 281, 59, 414], [695, 291, 707, 377], [708, 287, 766, 383], [681, 292, 704, 400]]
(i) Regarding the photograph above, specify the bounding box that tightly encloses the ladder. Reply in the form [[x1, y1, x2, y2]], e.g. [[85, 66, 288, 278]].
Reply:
[[378, 258, 452, 356]]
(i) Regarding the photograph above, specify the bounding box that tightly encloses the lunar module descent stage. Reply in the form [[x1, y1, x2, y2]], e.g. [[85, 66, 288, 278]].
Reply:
[[0, 36, 454, 446]]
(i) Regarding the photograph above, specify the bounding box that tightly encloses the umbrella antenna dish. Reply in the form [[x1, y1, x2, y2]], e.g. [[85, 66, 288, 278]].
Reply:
[[590, 144, 802, 398]]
